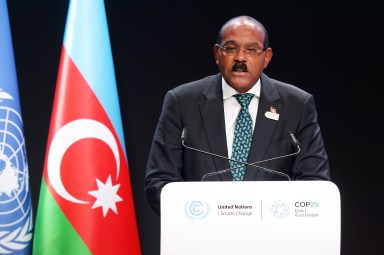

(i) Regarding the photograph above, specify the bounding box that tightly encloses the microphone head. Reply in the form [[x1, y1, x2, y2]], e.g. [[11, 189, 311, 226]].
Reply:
[[288, 131, 300, 147], [181, 127, 187, 143]]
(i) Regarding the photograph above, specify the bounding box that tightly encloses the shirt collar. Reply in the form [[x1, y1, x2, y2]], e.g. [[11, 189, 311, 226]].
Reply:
[[222, 77, 261, 100]]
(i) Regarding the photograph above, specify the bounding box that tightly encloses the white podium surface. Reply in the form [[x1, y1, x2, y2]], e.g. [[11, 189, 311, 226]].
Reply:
[[161, 181, 340, 255]]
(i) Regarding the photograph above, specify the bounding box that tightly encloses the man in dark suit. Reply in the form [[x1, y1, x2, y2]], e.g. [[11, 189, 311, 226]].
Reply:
[[145, 15, 330, 215]]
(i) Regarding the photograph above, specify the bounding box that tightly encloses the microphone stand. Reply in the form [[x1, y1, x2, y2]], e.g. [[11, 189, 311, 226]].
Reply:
[[181, 127, 300, 182]]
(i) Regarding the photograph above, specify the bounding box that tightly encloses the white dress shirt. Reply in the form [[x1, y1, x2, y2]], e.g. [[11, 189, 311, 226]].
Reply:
[[222, 77, 260, 158]]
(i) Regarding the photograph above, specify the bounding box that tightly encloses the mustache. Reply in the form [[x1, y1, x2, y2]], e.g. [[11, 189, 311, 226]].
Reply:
[[232, 62, 248, 72]]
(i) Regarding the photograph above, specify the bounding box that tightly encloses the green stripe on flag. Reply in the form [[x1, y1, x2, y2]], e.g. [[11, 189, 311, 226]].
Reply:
[[32, 179, 91, 255]]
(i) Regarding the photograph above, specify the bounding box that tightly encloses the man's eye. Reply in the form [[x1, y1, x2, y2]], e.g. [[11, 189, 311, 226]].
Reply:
[[246, 48, 258, 53], [226, 47, 237, 52]]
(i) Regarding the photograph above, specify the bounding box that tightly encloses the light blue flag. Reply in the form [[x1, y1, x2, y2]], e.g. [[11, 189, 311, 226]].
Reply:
[[0, 0, 33, 254]]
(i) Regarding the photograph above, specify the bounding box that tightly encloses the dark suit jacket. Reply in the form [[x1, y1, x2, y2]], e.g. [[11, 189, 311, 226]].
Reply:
[[145, 73, 330, 215]]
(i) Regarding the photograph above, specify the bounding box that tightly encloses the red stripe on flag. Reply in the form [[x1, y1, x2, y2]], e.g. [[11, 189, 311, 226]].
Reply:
[[43, 46, 141, 254]]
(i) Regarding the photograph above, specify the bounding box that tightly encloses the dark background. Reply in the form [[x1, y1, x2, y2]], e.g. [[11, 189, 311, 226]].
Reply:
[[7, 1, 383, 254]]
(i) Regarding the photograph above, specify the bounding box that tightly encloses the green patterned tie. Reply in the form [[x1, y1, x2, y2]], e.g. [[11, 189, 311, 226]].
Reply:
[[231, 93, 254, 181]]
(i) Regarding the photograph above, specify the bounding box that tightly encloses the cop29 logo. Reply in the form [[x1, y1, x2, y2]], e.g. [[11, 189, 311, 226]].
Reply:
[[270, 200, 290, 219]]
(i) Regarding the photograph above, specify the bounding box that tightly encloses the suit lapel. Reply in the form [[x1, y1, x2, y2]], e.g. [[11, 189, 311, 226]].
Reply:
[[199, 74, 232, 181], [244, 74, 281, 180]]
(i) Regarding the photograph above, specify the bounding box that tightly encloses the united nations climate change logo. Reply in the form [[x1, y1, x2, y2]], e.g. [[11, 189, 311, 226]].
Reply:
[[270, 200, 290, 219], [0, 90, 33, 253], [184, 200, 210, 220]]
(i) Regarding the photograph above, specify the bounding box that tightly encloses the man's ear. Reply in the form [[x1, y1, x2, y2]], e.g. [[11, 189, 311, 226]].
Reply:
[[263, 48, 273, 68], [214, 44, 220, 65]]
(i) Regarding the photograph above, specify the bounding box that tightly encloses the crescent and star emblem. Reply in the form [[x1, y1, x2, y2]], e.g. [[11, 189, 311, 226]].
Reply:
[[47, 119, 122, 217]]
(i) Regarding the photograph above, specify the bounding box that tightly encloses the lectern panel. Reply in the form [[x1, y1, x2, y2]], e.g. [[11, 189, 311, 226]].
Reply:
[[161, 181, 340, 255]]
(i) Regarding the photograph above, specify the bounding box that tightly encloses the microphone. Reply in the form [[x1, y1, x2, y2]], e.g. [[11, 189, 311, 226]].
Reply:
[[289, 131, 300, 148], [180, 127, 300, 181], [181, 127, 251, 166]]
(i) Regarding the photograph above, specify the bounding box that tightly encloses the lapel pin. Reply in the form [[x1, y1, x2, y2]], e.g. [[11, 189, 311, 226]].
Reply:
[[265, 106, 279, 121]]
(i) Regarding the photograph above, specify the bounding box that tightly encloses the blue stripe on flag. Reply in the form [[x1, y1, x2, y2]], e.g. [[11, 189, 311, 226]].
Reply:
[[62, 0, 127, 157]]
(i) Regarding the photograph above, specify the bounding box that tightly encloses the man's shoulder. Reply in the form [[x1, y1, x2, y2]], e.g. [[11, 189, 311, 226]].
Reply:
[[262, 74, 311, 98], [172, 73, 220, 94]]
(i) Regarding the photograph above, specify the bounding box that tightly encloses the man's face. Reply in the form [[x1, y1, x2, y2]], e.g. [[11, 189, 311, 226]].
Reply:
[[214, 19, 273, 93]]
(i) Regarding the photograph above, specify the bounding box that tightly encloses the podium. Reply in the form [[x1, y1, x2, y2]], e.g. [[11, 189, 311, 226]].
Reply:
[[160, 181, 340, 255]]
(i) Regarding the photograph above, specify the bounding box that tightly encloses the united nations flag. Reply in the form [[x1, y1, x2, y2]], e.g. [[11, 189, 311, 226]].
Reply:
[[0, 1, 33, 254]]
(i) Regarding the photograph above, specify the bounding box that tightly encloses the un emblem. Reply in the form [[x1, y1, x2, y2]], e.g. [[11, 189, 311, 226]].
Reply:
[[184, 200, 210, 220], [0, 96, 33, 253]]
